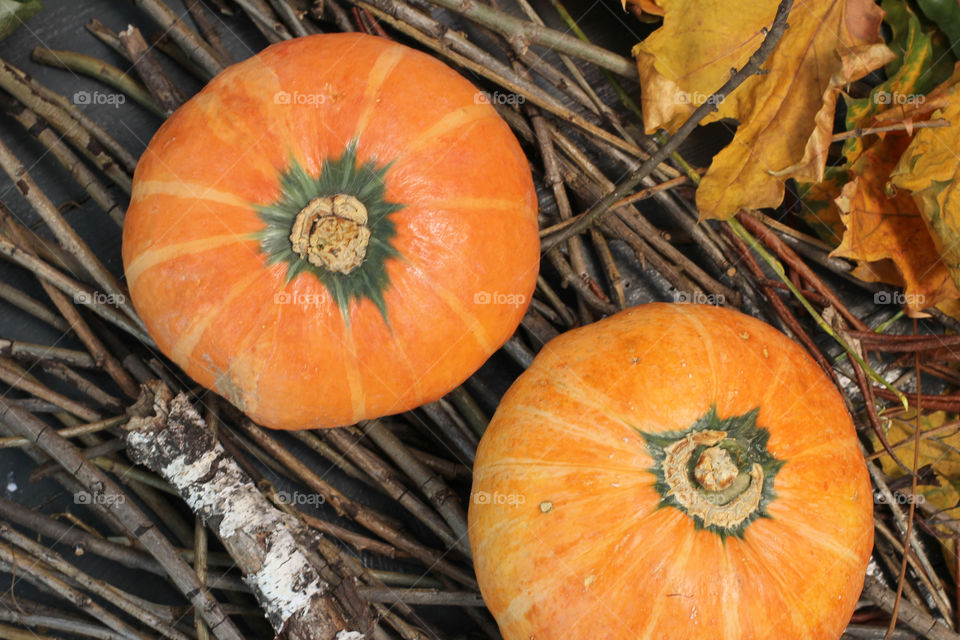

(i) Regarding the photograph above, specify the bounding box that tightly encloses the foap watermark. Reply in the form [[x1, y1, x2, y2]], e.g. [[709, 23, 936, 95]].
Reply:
[[275, 490, 326, 507], [674, 291, 725, 305], [74, 291, 126, 306], [473, 490, 525, 506], [674, 90, 722, 107], [75, 491, 125, 506], [874, 491, 925, 506], [873, 91, 925, 106], [874, 290, 925, 307], [274, 90, 328, 107], [474, 91, 525, 106], [274, 291, 323, 308], [73, 90, 125, 108], [474, 291, 526, 306]]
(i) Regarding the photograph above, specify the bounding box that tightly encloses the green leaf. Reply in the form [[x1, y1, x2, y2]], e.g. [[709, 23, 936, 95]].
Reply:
[[883, 0, 954, 88], [0, 0, 41, 42], [916, 0, 960, 58], [843, 1, 940, 163]]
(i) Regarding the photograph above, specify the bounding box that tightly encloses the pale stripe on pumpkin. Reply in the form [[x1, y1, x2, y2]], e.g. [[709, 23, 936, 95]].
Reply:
[[132, 180, 251, 208], [736, 532, 817, 638], [763, 511, 864, 566], [125, 233, 258, 289], [497, 404, 649, 460], [632, 520, 700, 640], [382, 319, 424, 408], [354, 44, 408, 140], [404, 104, 496, 155], [546, 377, 645, 433], [399, 262, 495, 353], [426, 196, 521, 215], [171, 269, 269, 363], [718, 544, 744, 640], [337, 321, 367, 425], [217, 295, 286, 417]]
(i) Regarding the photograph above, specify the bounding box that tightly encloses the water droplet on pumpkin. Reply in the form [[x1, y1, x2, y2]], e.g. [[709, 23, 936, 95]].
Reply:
[[539, 501, 553, 513]]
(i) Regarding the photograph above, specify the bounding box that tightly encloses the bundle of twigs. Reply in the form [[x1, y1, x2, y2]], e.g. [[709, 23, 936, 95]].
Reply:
[[0, 0, 958, 638]]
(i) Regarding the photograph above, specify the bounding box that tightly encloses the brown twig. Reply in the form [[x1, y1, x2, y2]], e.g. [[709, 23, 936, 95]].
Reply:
[[362, 419, 470, 553], [185, 0, 234, 65], [30, 46, 164, 117], [2, 99, 125, 226], [0, 59, 136, 185], [865, 576, 960, 640], [237, 417, 478, 587], [118, 25, 187, 116], [0, 138, 142, 330], [832, 119, 949, 142], [323, 426, 467, 556], [132, 0, 226, 79]]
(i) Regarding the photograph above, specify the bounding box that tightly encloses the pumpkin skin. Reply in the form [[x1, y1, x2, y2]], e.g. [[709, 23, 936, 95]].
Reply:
[[469, 303, 873, 640], [122, 34, 539, 429]]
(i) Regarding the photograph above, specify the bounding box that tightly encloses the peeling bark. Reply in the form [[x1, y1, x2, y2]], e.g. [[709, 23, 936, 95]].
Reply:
[[125, 382, 374, 639]]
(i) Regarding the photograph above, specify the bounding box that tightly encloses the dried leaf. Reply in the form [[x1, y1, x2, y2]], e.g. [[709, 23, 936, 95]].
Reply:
[[795, 4, 958, 315], [797, 167, 846, 246], [633, 0, 893, 219], [889, 65, 960, 301], [833, 130, 959, 314]]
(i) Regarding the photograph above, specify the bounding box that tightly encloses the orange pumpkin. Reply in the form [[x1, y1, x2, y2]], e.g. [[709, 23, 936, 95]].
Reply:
[[122, 34, 539, 429], [469, 303, 873, 640]]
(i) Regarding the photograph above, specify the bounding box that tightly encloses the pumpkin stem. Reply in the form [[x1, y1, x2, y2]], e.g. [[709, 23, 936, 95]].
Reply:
[[641, 407, 783, 538], [694, 445, 738, 491], [659, 429, 764, 530], [289, 194, 370, 274]]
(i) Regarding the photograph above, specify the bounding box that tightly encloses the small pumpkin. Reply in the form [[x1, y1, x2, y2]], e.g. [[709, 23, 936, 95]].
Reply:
[[469, 303, 873, 640], [122, 34, 539, 429]]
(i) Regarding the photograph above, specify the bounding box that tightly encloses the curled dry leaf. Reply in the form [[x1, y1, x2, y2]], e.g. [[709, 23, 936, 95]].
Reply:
[[798, 4, 959, 316], [833, 132, 959, 315], [633, 0, 893, 219], [890, 67, 960, 300]]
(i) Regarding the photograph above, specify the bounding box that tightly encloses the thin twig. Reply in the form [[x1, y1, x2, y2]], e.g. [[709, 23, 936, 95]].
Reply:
[[31, 47, 164, 117], [132, 0, 226, 79], [420, 0, 636, 77], [118, 25, 187, 116]]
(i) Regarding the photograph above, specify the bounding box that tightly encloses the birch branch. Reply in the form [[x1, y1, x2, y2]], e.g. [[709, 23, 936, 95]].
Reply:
[[124, 382, 375, 639]]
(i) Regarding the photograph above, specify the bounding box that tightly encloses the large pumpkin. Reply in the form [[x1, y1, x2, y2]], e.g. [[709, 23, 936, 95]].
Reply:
[[470, 303, 873, 640], [123, 34, 539, 429]]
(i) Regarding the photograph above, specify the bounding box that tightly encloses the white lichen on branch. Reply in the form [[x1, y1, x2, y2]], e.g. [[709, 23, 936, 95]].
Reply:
[[124, 382, 372, 639]]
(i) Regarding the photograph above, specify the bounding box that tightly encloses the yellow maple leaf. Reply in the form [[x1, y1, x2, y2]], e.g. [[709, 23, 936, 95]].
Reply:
[[633, 0, 893, 219]]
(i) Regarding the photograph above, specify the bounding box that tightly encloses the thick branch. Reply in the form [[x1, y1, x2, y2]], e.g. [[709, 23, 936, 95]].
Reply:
[[124, 382, 374, 639]]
